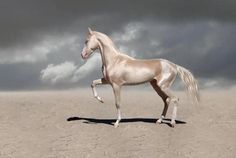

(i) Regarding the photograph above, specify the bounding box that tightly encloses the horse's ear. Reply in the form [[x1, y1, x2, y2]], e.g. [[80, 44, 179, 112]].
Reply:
[[88, 27, 93, 35]]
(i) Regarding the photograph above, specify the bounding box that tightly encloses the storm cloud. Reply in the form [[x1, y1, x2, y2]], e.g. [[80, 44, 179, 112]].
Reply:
[[0, 0, 235, 90]]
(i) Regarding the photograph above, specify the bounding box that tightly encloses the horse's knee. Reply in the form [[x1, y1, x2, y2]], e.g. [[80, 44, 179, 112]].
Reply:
[[91, 81, 96, 88], [115, 102, 121, 109], [166, 97, 171, 104]]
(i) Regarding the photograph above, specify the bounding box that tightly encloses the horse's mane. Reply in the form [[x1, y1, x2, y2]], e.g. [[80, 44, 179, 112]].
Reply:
[[93, 31, 119, 52], [93, 31, 134, 59]]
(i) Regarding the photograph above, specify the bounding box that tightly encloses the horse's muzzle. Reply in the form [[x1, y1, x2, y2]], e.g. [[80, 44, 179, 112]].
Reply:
[[81, 47, 88, 59], [81, 53, 86, 59]]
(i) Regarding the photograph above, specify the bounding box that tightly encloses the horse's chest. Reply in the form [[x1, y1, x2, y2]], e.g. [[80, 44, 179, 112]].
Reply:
[[102, 66, 110, 81]]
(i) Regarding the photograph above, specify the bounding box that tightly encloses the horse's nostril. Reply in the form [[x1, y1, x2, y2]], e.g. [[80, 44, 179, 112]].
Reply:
[[81, 53, 85, 59]]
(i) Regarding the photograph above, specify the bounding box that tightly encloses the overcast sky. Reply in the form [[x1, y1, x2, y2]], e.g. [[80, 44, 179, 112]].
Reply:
[[0, 0, 235, 90]]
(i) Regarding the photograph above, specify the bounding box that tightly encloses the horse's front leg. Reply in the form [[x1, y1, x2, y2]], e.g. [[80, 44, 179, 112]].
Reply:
[[91, 78, 108, 103], [112, 84, 121, 128]]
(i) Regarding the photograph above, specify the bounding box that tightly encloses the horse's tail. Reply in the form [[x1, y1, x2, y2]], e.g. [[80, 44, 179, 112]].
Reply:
[[176, 65, 200, 104]]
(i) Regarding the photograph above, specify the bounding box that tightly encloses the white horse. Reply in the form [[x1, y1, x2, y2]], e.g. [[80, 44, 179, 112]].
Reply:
[[81, 28, 199, 128]]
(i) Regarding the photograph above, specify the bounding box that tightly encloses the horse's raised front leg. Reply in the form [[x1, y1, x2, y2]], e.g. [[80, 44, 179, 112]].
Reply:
[[112, 84, 121, 128], [91, 78, 108, 103]]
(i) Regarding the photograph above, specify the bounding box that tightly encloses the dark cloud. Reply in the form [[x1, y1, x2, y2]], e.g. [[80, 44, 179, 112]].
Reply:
[[1, 0, 236, 48], [0, 0, 235, 90], [112, 22, 236, 80]]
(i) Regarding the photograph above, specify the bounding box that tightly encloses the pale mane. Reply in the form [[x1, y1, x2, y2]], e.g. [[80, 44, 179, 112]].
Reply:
[[93, 31, 133, 59], [93, 31, 119, 52]]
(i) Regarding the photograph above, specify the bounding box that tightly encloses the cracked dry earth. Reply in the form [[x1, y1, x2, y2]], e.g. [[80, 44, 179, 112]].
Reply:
[[0, 88, 235, 158]]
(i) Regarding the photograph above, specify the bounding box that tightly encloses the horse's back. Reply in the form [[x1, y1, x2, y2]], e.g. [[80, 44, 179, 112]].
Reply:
[[110, 55, 163, 84]]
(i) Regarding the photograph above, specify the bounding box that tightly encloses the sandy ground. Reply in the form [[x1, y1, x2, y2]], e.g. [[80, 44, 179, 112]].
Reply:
[[0, 87, 235, 158]]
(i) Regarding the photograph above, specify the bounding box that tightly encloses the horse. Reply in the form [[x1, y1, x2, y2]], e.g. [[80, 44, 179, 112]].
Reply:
[[81, 28, 199, 128]]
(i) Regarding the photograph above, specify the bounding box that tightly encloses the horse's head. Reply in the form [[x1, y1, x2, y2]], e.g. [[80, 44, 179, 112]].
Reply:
[[81, 28, 99, 59]]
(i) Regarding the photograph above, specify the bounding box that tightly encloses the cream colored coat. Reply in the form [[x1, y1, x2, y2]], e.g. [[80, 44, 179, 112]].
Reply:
[[81, 28, 199, 128]]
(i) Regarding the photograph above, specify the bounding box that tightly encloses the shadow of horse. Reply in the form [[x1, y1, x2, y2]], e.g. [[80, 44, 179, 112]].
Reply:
[[67, 117, 186, 127]]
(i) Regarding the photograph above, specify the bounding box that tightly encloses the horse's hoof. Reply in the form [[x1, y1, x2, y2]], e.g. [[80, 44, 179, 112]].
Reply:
[[96, 96, 104, 103], [156, 119, 162, 124], [170, 122, 176, 128], [114, 123, 119, 128]]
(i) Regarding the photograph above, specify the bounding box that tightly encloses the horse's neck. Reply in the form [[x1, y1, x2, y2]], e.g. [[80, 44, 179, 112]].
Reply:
[[96, 34, 118, 67]]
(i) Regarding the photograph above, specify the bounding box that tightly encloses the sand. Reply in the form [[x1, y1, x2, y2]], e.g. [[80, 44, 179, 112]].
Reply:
[[0, 88, 235, 158]]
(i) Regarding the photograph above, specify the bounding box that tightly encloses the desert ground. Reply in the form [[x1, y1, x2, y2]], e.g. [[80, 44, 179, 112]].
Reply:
[[0, 87, 235, 158]]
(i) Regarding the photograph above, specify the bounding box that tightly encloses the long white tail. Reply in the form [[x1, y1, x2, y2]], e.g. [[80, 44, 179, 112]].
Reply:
[[176, 65, 200, 104]]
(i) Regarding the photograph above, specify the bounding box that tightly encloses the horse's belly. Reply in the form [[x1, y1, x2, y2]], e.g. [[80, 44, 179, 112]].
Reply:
[[123, 68, 155, 84]]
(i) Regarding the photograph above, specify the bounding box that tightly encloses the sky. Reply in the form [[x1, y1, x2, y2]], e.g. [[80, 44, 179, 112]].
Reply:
[[0, 0, 235, 90]]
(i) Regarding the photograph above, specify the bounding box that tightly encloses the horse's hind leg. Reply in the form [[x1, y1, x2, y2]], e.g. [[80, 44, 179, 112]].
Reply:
[[91, 78, 108, 103], [150, 79, 170, 124], [150, 75, 179, 127], [170, 97, 179, 127], [159, 86, 179, 127]]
